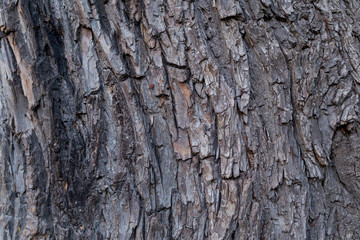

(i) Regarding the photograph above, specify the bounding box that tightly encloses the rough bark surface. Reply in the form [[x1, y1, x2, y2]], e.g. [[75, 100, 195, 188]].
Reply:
[[1, 0, 360, 239]]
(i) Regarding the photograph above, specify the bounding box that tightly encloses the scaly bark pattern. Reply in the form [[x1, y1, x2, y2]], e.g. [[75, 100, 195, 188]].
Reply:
[[1, 0, 360, 239]]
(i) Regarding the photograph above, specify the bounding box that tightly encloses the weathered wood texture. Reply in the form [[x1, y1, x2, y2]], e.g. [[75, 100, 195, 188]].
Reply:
[[1, 0, 360, 239]]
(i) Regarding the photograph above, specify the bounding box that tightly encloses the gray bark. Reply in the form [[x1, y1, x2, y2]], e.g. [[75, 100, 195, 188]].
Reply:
[[1, 0, 360, 239]]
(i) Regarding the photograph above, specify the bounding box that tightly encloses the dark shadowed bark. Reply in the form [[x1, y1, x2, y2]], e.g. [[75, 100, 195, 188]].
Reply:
[[1, 0, 360, 239]]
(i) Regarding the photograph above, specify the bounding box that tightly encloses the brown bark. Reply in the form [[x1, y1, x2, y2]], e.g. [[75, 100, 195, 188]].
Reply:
[[1, 0, 360, 239]]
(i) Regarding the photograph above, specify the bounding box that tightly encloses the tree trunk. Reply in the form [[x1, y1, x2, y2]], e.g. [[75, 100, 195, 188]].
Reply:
[[1, 0, 360, 239]]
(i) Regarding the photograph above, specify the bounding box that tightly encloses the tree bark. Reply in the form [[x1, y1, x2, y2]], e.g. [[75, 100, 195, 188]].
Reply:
[[1, 0, 360, 239]]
